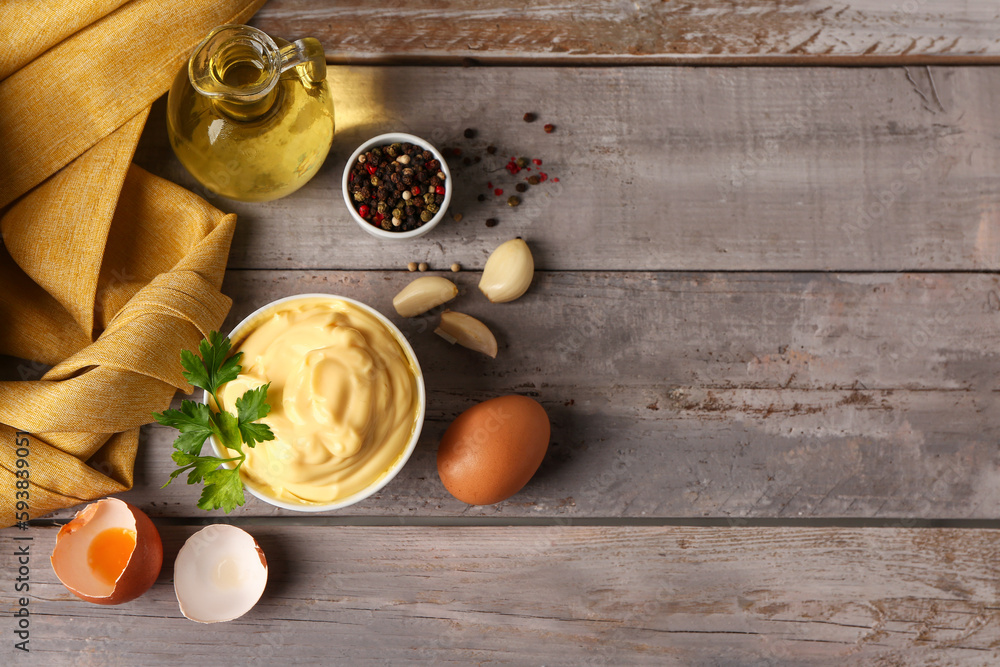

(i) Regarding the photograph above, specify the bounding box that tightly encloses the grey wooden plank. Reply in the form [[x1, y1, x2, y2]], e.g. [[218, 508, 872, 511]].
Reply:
[[38, 269, 999, 520], [8, 525, 999, 665], [249, 0, 1000, 64], [134, 66, 1000, 272]]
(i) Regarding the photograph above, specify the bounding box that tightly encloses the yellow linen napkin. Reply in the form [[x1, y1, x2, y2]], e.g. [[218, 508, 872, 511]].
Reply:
[[0, 0, 266, 526]]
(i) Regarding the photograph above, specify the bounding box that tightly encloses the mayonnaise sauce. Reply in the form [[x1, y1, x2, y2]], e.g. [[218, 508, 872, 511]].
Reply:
[[217, 297, 421, 505]]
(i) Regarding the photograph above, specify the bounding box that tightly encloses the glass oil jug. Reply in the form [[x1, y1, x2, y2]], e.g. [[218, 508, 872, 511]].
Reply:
[[166, 25, 335, 202]]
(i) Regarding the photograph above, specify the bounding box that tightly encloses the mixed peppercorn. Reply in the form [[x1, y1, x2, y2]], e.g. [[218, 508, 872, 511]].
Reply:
[[348, 142, 447, 232]]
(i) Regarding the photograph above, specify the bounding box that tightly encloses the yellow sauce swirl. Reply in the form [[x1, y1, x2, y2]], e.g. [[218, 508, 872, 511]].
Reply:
[[217, 297, 421, 505]]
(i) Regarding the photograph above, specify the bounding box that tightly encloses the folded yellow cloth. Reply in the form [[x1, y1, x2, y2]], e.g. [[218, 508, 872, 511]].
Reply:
[[0, 0, 266, 526]]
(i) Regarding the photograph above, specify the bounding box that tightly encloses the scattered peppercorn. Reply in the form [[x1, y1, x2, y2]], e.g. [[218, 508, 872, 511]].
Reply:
[[348, 141, 446, 232], [507, 195, 520, 207], [477, 194, 486, 202], [463, 157, 473, 166], [486, 145, 497, 155], [515, 157, 528, 169], [485, 218, 498, 227], [527, 175, 540, 185], [407, 262, 418, 272], [464, 128, 476, 139], [494, 188, 503, 196], [418, 262, 428, 272], [544, 124, 555, 133], [523, 112, 537, 123], [450, 263, 461, 273], [452, 212, 463, 222], [515, 183, 527, 193]]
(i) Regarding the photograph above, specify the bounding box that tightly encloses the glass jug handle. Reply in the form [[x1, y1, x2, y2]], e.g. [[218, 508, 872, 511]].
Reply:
[[278, 38, 326, 85]]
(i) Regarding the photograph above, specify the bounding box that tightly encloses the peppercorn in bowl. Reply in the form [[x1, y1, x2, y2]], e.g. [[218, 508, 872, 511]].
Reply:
[[343, 133, 452, 239]]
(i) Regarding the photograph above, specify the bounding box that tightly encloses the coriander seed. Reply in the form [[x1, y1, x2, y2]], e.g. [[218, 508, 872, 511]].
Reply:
[[451, 263, 460, 272], [418, 262, 428, 272], [408, 262, 417, 271]]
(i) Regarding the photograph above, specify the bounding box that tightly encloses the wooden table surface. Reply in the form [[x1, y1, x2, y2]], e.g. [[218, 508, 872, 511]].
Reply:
[[6, 1, 1000, 665]]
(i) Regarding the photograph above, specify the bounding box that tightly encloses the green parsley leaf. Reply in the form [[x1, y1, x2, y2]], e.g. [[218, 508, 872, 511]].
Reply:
[[152, 402, 214, 455], [168, 450, 238, 486], [181, 330, 243, 402], [154, 332, 276, 514], [212, 409, 243, 452], [239, 421, 275, 449], [236, 383, 275, 447], [198, 468, 247, 513]]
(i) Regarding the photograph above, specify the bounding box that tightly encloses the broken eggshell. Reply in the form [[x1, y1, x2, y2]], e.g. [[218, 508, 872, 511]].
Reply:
[[50, 498, 163, 605], [174, 524, 268, 623]]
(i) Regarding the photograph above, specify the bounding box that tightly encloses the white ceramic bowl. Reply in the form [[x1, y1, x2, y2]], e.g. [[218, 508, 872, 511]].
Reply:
[[342, 132, 452, 240], [205, 293, 426, 512]]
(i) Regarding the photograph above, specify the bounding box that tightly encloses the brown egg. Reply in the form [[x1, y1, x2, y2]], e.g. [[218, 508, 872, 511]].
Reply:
[[437, 395, 550, 505], [50, 498, 163, 605]]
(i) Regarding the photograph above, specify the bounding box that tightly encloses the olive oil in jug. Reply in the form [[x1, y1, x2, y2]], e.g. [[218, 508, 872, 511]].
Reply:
[[166, 25, 334, 202]]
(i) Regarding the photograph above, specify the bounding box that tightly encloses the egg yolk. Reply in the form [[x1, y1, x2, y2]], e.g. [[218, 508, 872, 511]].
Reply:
[[87, 527, 137, 586]]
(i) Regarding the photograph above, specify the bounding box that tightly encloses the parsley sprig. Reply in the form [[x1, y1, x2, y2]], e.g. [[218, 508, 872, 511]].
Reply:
[[152, 331, 275, 513]]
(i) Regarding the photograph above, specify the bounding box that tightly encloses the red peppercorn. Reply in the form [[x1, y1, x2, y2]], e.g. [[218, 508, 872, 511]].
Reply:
[[532, 159, 542, 166], [411, 186, 421, 195], [543, 124, 555, 133], [375, 212, 384, 222], [435, 185, 445, 195], [349, 172, 355, 183], [553, 177, 560, 182], [539, 172, 548, 182], [359, 204, 370, 217], [366, 164, 377, 175], [487, 181, 493, 189], [494, 188, 503, 196]]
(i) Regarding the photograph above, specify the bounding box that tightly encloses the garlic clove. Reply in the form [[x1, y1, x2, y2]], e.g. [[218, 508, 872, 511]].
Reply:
[[393, 276, 459, 317], [435, 311, 498, 358], [478, 238, 534, 303]]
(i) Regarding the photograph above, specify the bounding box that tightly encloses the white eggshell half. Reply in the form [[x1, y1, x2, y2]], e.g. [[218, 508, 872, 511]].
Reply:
[[174, 525, 268, 623]]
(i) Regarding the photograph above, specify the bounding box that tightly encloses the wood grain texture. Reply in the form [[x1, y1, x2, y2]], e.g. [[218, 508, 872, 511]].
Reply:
[[8, 525, 999, 665], [35, 269, 998, 520], [134, 66, 1000, 272], [249, 0, 1000, 65]]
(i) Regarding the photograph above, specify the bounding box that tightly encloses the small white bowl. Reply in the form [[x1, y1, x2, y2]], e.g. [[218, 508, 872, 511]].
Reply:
[[342, 132, 452, 240], [204, 293, 426, 512]]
